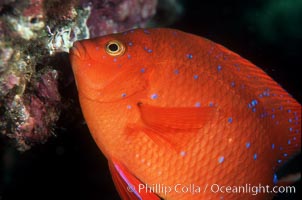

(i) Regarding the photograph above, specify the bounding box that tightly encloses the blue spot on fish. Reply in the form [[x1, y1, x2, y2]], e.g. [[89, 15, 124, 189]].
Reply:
[[251, 99, 258, 106], [113, 58, 117, 62], [263, 89, 270, 97], [195, 102, 201, 107], [143, 29, 150, 34], [150, 93, 158, 100], [246, 142, 251, 149], [127, 54, 131, 59], [217, 65, 222, 71], [180, 151, 186, 157], [253, 153, 258, 160], [186, 54, 193, 59], [288, 139, 291, 145], [230, 81, 235, 87], [128, 42, 133, 46], [272, 114, 275, 119], [127, 105, 132, 109], [193, 75, 199, 80], [289, 127, 293, 132], [272, 144, 275, 149], [121, 93, 127, 98], [248, 99, 258, 111], [209, 102, 214, 107], [288, 118, 292, 123], [140, 68, 145, 73], [273, 174, 278, 185], [218, 156, 225, 164], [283, 153, 288, 157], [144, 46, 153, 53], [277, 160, 282, 164], [174, 69, 179, 75], [228, 117, 233, 123]]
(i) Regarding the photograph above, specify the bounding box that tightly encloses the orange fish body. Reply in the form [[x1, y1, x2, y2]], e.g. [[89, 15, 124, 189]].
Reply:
[[70, 28, 301, 200]]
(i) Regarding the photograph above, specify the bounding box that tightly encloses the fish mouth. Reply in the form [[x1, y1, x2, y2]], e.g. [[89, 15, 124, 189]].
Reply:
[[69, 41, 85, 58]]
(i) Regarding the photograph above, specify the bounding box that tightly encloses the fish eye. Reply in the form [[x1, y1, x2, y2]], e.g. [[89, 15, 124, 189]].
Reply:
[[105, 40, 125, 56]]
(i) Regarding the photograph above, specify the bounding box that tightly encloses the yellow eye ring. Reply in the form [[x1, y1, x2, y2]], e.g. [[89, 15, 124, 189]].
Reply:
[[105, 40, 125, 56]]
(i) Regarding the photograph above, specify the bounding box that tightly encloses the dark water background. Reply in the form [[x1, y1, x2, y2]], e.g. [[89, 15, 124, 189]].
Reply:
[[1, 0, 301, 199]]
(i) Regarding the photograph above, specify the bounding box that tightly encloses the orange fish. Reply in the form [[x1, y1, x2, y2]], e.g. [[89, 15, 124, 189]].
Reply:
[[69, 28, 301, 200]]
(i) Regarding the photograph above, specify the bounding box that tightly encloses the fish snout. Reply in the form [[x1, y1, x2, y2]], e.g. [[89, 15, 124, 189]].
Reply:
[[70, 41, 85, 59]]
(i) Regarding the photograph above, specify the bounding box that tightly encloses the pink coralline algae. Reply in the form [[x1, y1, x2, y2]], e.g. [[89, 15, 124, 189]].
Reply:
[[0, 0, 159, 151], [83, 0, 157, 37], [4, 71, 60, 150]]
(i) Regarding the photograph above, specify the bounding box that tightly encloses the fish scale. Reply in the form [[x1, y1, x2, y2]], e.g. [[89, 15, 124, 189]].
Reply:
[[70, 28, 300, 200]]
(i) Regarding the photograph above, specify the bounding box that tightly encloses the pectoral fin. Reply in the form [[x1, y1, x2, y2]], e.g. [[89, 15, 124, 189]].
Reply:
[[130, 103, 214, 152], [138, 103, 214, 130]]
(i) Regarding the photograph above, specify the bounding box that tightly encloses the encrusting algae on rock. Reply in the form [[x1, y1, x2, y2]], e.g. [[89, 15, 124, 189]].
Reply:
[[0, 0, 160, 151]]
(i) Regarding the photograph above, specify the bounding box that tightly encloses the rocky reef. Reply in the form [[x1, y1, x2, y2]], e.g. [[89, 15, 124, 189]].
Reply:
[[0, 0, 161, 151]]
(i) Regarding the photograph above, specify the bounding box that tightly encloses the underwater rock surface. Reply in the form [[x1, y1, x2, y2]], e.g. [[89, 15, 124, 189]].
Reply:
[[0, 0, 158, 151], [83, 0, 157, 37]]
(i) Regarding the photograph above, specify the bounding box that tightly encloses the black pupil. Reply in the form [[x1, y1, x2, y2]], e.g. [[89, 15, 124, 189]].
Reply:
[[108, 43, 119, 52]]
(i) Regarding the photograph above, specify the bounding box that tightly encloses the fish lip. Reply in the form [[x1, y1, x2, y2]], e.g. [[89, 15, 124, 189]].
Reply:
[[69, 41, 85, 58]]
